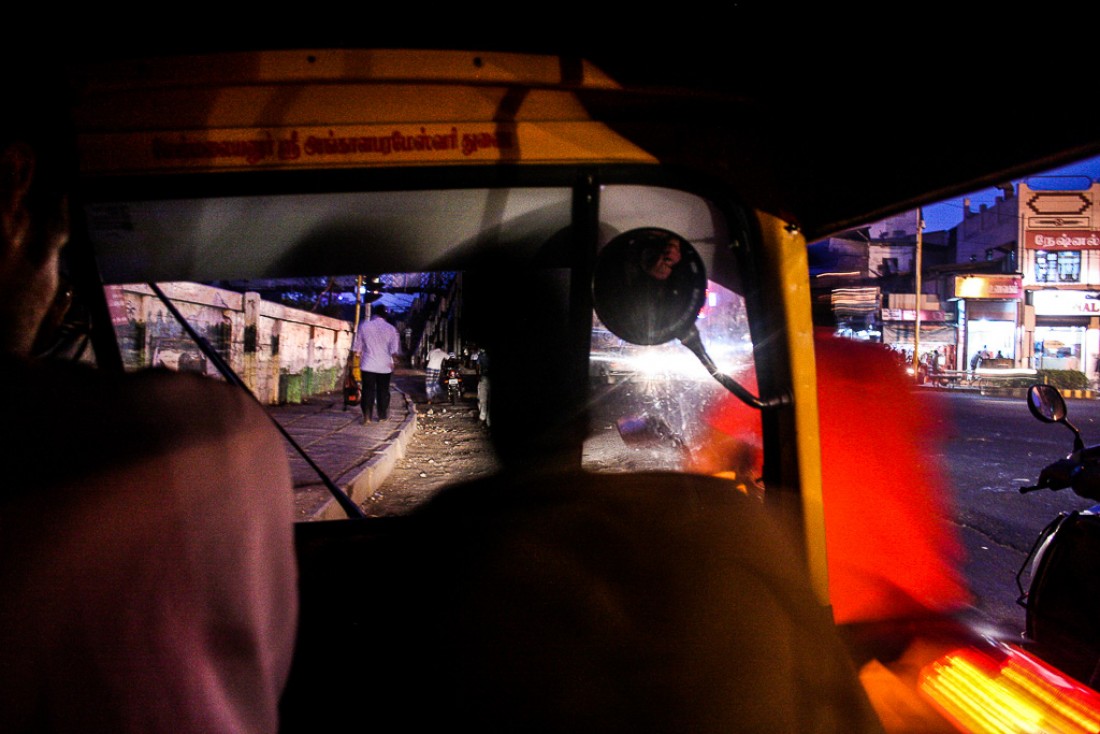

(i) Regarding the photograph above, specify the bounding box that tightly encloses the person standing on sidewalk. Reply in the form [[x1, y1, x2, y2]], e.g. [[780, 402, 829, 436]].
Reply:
[[352, 304, 401, 423], [424, 340, 448, 404], [476, 346, 490, 426]]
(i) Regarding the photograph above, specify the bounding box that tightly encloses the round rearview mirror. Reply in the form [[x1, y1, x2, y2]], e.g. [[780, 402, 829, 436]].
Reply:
[[1028, 383, 1067, 424], [592, 228, 707, 346]]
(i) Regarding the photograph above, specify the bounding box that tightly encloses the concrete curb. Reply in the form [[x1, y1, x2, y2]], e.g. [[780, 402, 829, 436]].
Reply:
[[920, 384, 1098, 400], [978, 387, 1029, 399], [306, 389, 418, 522]]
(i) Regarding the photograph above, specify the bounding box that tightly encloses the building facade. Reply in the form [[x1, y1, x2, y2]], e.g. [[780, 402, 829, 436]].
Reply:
[[812, 180, 1100, 382], [1018, 182, 1100, 378]]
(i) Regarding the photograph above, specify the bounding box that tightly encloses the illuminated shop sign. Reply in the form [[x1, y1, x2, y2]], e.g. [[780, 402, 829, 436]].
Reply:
[[1032, 290, 1100, 316], [954, 275, 1022, 299], [881, 309, 947, 322]]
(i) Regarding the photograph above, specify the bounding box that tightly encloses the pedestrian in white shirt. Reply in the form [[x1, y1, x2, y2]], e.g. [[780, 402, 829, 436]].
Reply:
[[425, 341, 448, 403], [351, 304, 401, 423]]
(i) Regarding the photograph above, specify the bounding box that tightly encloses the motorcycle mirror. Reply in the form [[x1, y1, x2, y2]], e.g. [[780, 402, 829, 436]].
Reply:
[[591, 228, 788, 410], [1027, 383, 1084, 452], [592, 227, 707, 346], [1027, 384, 1068, 423]]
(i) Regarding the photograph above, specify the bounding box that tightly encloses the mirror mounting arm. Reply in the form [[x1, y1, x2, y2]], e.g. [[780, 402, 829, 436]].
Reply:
[[1067, 422, 1085, 453], [680, 325, 790, 410]]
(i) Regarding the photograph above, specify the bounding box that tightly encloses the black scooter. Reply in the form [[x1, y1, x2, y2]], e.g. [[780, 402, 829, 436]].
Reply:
[[1016, 383, 1100, 688]]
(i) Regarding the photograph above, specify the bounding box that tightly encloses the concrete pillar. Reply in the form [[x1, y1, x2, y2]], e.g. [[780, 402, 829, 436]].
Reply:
[[269, 317, 282, 404], [1089, 317, 1100, 384], [1022, 304, 1035, 370], [243, 292, 261, 398]]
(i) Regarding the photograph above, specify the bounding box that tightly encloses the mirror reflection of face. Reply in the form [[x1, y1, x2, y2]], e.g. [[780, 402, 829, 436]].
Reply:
[[645, 239, 682, 281], [592, 227, 707, 346]]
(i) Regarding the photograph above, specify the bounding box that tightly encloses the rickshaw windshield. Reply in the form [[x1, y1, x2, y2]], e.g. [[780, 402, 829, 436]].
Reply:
[[84, 178, 765, 515]]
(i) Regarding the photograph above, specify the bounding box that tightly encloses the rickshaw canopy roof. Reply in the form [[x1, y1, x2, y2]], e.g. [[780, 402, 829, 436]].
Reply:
[[48, 10, 1100, 240]]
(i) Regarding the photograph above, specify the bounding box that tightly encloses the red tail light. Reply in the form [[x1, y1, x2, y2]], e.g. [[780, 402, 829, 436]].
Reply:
[[919, 643, 1100, 733]]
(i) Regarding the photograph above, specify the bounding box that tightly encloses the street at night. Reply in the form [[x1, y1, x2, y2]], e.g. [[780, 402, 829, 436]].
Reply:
[[924, 389, 1099, 635], [376, 372, 1092, 639], [582, 380, 1100, 637]]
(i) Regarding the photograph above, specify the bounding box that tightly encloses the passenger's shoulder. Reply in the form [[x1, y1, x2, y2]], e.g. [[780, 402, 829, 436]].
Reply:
[[0, 359, 273, 490], [34, 360, 261, 424], [124, 367, 262, 417]]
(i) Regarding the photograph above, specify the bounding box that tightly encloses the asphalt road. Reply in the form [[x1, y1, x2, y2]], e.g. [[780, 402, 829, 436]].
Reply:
[[929, 389, 1100, 636], [580, 379, 1100, 638], [377, 371, 1094, 641]]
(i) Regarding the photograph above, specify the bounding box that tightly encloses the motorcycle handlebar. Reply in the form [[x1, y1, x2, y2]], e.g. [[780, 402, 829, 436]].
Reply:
[[1022, 455, 1100, 500], [1035, 457, 1078, 493]]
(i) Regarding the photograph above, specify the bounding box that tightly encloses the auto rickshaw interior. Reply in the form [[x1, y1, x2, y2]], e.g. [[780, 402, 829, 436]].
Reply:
[[26, 21, 1100, 731], [66, 150, 881, 728]]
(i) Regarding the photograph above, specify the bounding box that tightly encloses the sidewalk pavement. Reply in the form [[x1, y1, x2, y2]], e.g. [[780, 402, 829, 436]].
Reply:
[[270, 368, 424, 522]]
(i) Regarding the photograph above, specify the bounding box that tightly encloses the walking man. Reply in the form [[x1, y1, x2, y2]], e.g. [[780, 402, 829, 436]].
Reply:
[[476, 346, 490, 426], [352, 304, 401, 423], [425, 340, 448, 403]]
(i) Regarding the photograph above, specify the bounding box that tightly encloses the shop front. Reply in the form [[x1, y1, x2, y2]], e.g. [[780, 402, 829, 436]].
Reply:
[[1029, 289, 1100, 377], [881, 306, 956, 369], [952, 274, 1022, 371]]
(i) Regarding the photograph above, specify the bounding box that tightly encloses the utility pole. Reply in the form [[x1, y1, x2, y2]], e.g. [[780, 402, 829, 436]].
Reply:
[[912, 208, 924, 378], [354, 275, 363, 330]]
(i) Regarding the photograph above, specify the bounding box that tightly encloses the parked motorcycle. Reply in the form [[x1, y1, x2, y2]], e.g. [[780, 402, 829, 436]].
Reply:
[[342, 352, 361, 411], [441, 356, 463, 405], [1016, 383, 1100, 688]]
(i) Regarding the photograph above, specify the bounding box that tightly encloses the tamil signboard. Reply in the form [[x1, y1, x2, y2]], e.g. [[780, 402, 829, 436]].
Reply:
[[1020, 184, 1100, 251], [953, 274, 1023, 299], [1024, 230, 1100, 250]]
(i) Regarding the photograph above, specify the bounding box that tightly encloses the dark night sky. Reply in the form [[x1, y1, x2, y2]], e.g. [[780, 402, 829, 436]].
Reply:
[[924, 155, 1100, 232]]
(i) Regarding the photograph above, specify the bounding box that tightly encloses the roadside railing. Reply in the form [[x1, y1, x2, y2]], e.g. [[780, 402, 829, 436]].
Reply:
[[920, 367, 1096, 398], [925, 368, 1040, 392]]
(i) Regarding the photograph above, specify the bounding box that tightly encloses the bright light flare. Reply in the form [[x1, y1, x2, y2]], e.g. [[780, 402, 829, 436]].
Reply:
[[621, 348, 701, 378], [919, 644, 1100, 733], [591, 340, 751, 382]]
